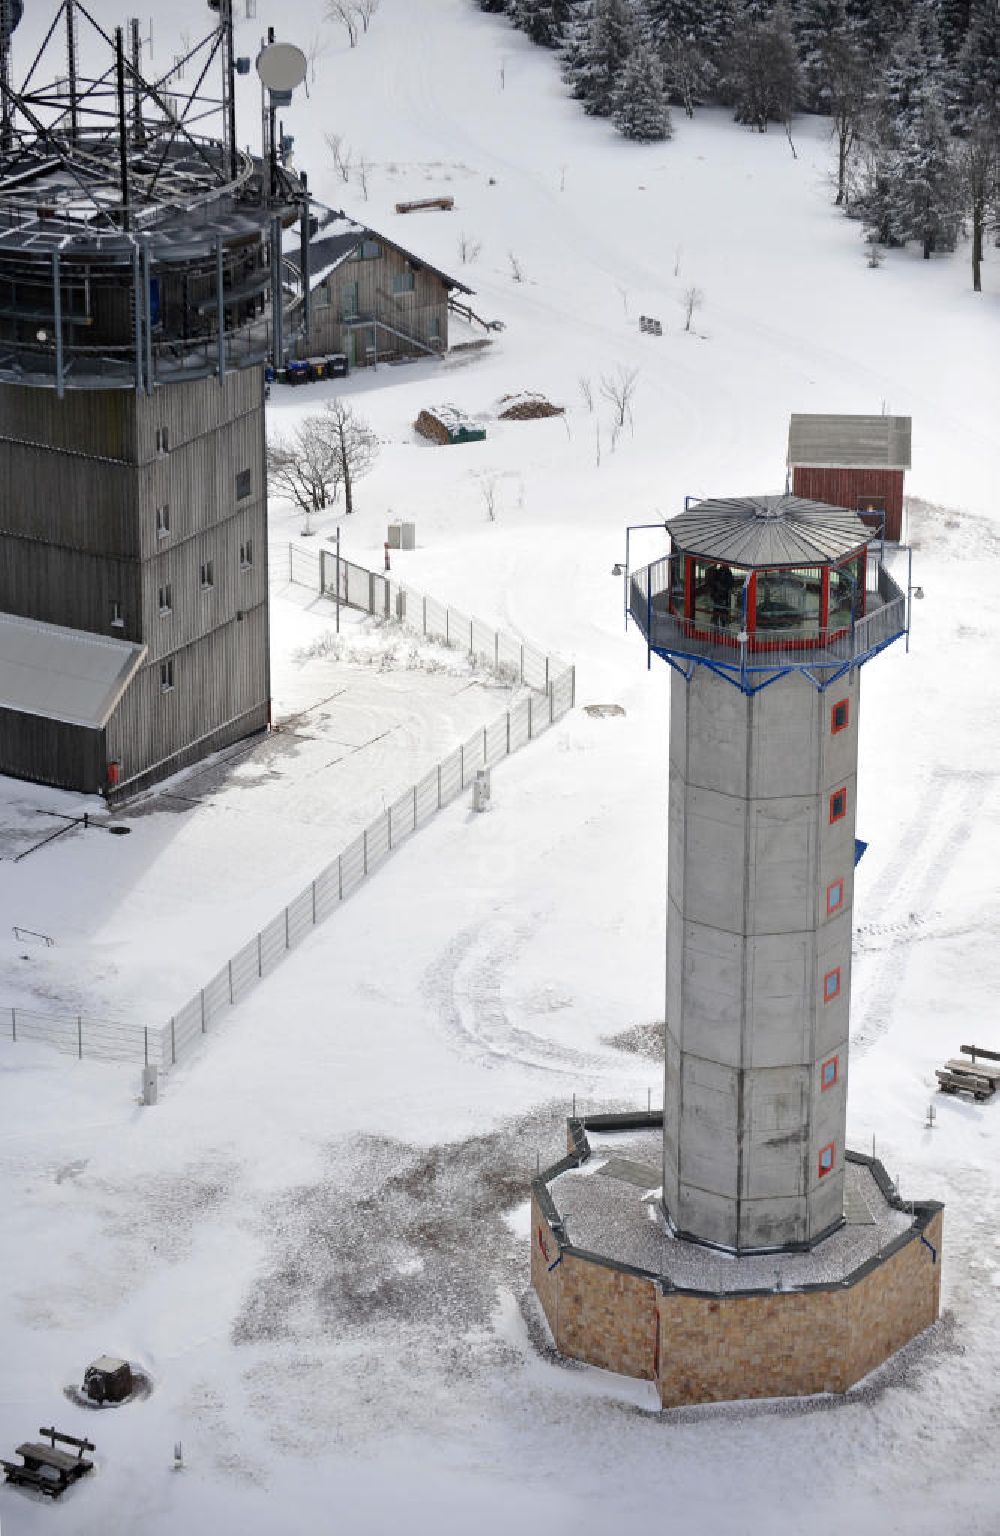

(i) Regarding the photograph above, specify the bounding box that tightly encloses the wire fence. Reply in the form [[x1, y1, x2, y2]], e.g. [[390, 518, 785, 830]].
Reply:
[[4, 553, 576, 1074]]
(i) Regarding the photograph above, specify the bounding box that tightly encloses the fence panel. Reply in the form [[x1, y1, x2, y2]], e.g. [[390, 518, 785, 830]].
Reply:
[[345, 561, 371, 613], [203, 965, 231, 1025], [415, 767, 438, 826], [366, 812, 390, 872], [314, 860, 341, 921], [496, 632, 524, 679], [438, 747, 462, 805], [289, 544, 319, 588], [484, 716, 508, 767], [173, 997, 204, 1056], [341, 834, 366, 897], [231, 940, 259, 1003], [287, 888, 314, 948], [424, 595, 448, 642], [471, 618, 495, 667], [550, 668, 575, 720], [390, 789, 416, 848], [522, 643, 548, 691], [260, 913, 286, 976], [462, 729, 485, 786], [509, 697, 531, 752]]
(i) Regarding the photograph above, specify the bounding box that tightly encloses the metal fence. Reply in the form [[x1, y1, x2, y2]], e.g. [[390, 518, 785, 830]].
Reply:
[[5, 556, 576, 1073], [288, 542, 558, 693]]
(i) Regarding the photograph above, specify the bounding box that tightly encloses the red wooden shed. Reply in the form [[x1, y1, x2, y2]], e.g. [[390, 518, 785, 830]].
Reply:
[[787, 414, 912, 542]]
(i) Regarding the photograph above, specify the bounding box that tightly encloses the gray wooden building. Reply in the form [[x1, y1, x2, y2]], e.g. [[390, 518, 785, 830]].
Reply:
[[288, 208, 473, 367], [0, 4, 306, 800]]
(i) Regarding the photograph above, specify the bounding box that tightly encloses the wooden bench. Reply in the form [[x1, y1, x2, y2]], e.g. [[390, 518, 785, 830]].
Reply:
[[1, 1427, 95, 1499], [947, 1056, 1000, 1086], [395, 196, 454, 214]]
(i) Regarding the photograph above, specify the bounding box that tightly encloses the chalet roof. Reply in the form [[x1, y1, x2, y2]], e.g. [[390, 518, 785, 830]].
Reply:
[[288, 206, 473, 296], [787, 413, 912, 469], [667, 495, 873, 568], [0, 613, 146, 730]]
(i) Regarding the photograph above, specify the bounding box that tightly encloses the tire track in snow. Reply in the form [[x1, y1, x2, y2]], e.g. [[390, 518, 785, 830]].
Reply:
[[851, 773, 987, 1058]]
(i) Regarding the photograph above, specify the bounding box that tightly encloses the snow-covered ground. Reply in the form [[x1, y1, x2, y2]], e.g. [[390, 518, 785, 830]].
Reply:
[[2, 0, 1000, 1532]]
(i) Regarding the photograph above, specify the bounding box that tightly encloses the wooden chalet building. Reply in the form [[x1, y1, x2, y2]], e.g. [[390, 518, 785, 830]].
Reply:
[[787, 414, 912, 542], [289, 208, 474, 368]]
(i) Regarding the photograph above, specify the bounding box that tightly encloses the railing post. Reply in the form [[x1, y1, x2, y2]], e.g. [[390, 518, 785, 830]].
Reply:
[[10, 1006, 15, 1042], [545, 656, 550, 691], [469, 618, 474, 653], [445, 609, 450, 645], [228, 959, 234, 1003], [506, 712, 511, 754], [495, 632, 499, 670], [258, 932, 263, 976], [77, 1015, 83, 1060], [171, 1017, 176, 1065]]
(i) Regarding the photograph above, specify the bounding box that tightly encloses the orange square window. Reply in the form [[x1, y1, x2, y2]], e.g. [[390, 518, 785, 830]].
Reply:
[[818, 1142, 836, 1177], [831, 699, 849, 733], [821, 1056, 839, 1090], [829, 787, 848, 823]]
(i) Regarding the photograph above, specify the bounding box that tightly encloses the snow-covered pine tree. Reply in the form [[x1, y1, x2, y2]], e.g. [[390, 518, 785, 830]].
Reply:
[[722, 0, 802, 132], [511, 0, 580, 48], [889, 77, 964, 255], [562, 0, 638, 117], [611, 47, 674, 138], [954, 0, 1000, 288]]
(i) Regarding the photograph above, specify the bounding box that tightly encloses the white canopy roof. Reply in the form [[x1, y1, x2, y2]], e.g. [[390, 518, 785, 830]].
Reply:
[[0, 612, 146, 729]]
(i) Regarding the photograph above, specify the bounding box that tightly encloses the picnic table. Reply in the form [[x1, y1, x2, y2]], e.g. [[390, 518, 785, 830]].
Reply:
[[936, 1045, 1000, 1102], [1, 1427, 94, 1498]]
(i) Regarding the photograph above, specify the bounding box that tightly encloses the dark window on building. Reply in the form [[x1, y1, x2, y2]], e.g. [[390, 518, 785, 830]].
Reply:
[[158, 583, 172, 615], [160, 658, 174, 692], [200, 560, 214, 590], [818, 1142, 836, 1177], [392, 271, 416, 295], [831, 699, 849, 734], [360, 239, 381, 259], [156, 504, 170, 540], [857, 494, 885, 515], [821, 1057, 839, 1091], [240, 539, 254, 569], [156, 426, 170, 454], [829, 787, 847, 824], [236, 469, 252, 501]]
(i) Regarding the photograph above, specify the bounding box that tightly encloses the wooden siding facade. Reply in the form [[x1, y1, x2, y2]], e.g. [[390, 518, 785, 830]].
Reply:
[[300, 242, 450, 365], [791, 466, 905, 543], [0, 369, 271, 797]]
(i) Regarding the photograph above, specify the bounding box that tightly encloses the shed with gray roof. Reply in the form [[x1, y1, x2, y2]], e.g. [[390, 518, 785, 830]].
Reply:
[[786, 413, 912, 542]]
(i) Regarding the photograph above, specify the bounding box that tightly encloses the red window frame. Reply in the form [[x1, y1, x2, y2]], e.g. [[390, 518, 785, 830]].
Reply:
[[826, 878, 845, 915], [537, 1226, 549, 1262], [818, 1142, 836, 1177], [829, 787, 847, 824], [823, 967, 841, 1003], [831, 699, 849, 734], [821, 1056, 839, 1091]]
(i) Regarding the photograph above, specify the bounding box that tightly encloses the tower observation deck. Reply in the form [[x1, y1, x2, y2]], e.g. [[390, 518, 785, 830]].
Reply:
[[630, 495, 908, 1252]]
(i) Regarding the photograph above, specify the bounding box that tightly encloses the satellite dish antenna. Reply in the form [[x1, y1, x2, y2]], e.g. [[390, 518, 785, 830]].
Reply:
[[255, 42, 306, 94]]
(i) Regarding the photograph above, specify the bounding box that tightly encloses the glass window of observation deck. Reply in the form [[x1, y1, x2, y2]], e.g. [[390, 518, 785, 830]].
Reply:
[[692, 561, 746, 632], [754, 567, 821, 637], [828, 555, 865, 632]]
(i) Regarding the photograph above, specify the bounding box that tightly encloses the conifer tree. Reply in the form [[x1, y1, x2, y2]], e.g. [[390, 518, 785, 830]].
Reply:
[[612, 48, 674, 139], [563, 0, 637, 117], [722, 1, 802, 132]]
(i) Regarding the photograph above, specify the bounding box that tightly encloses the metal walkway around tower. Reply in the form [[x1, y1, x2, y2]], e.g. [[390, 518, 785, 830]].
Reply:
[[628, 555, 908, 695]]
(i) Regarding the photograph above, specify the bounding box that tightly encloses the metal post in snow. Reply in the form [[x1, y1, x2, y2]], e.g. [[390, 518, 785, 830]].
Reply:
[[77, 1015, 82, 1060], [506, 712, 511, 754], [228, 959, 234, 1004], [494, 632, 499, 670], [520, 644, 524, 683], [445, 608, 450, 646], [422, 595, 427, 635], [469, 618, 474, 654], [288, 543, 293, 582], [144, 1026, 149, 1066], [201, 989, 206, 1033], [171, 1018, 176, 1065], [11, 1007, 15, 1042]]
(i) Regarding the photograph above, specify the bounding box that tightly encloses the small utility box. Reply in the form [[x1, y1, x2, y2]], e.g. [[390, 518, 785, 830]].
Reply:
[[399, 521, 416, 550], [142, 1065, 158, 1105], [83, 1356, 133, 1404], [473, 768, 491, 812], [387, 521, 402, 549]]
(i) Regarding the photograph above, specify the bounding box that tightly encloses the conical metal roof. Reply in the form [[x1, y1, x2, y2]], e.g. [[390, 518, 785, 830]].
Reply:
[[666, 495, 872, 568]]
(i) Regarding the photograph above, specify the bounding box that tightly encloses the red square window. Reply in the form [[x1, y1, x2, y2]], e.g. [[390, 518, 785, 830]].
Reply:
[[823, 967, 841, 1003], [818, 1142, 836, 1177], [821, 1056, 839, 1090], [831, 699, 849, 734], [826, 878, 845, 915], [829, 787, 848, 823]]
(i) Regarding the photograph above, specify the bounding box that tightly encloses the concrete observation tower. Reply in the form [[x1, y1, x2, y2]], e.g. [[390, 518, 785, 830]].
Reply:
[[0, 0, 309, 799], [531, 493, 942, 1410]]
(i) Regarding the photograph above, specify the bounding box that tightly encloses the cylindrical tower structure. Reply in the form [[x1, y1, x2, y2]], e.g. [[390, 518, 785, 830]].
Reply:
[[630, 495, 908, 1252]]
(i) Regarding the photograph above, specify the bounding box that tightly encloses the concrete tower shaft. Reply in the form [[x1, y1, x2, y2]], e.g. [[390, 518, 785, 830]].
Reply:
[[664, 665, 859, 1251]]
